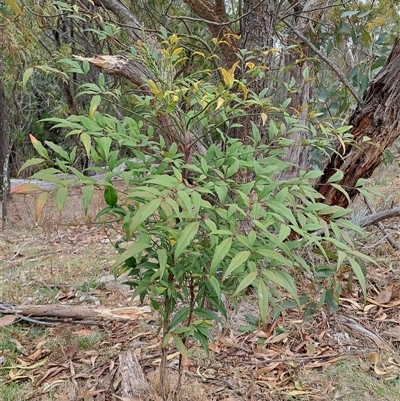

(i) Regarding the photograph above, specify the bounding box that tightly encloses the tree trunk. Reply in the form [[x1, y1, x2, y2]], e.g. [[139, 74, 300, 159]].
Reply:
[[315, 38, 400, 207]]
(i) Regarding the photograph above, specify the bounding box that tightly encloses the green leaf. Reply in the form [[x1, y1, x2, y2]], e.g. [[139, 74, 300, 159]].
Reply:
[[191, 191, 201, 215], [258, 279, 269, 328], [262, 269, 299, 305], [82, 185, 94, 215], [327, 169, 344, 183], [157, 249, 167, 279], [348, 257, 366, 298], [341, 10, 359, 18], [44, 141, 71, 161], [89, 95, 101, 119], [277, 224, 291, 245], [82, 60, 90, 74], [222, 251, 251, 281], [113, 242, 150, 268], [29, 135, 49, 160], [226, 159, 240, 178], [168, 307, 190, 331], [22, 67, 33, 90], [104, 186, 118, 207], [255, 249, 293, 267], [303, 170, 324, 180], [18, 158, 45, 173], [80, 132, 92, 156], [144, 176, 180, 188], [193, 308, 221, 322], [172, 335, 188, 361], [128, 198, 161, 235], [233, 271, 257, 296], [207, 276, 221, 300], [175, 221, 200, 261], [55, 187, 68, 212], [193, 329, 210, 355], [214, 184, 228, 203], [172, 166, 182, 182], [177, 190, 192, 213], [330, 183, 350, 204], [210, 237, 232, 275], [95, 136, 112, 160]]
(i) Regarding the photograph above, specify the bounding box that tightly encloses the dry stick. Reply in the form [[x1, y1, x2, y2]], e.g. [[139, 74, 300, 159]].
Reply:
[[364, 198, 400, 251], [358, 206, 400, 227]]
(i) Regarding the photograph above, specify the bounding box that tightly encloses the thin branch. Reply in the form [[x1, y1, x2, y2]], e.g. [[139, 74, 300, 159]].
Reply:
[[282, 19, 363, 106], [168, 0, 266, 26]]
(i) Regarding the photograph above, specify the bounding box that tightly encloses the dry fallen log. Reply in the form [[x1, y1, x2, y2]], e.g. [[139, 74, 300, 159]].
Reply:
[[0, 303, 151, 324]]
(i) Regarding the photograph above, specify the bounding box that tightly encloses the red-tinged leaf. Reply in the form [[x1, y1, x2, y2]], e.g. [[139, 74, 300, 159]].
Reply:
[[29, 134, 49, 160], [10, 183, 43, 194], [0, 315, 16, 327], [35, 192, 48, 221]]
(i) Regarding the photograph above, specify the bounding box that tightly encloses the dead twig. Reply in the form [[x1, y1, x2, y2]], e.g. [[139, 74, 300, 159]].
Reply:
[[362, 199, 400, 250]]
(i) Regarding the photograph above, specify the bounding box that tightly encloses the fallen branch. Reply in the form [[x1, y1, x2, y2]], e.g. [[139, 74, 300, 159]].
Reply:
[[0, 303, 151, 325], [358, 207, 400, 228], [363, 199, 400, 250]]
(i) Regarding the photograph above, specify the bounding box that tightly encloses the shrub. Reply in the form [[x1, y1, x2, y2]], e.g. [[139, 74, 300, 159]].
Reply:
[[17, 34, 375, 390]]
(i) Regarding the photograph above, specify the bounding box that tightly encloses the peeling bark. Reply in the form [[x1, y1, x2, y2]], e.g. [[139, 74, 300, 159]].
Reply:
[[315, 38, 400, 207]]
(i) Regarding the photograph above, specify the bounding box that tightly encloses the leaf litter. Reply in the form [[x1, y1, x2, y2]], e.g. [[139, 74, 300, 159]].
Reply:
[[1, 191, 400, 400]]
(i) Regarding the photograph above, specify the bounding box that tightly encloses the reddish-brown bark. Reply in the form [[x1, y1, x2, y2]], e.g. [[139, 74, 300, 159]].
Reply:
[[315, 38, 400, 207]]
